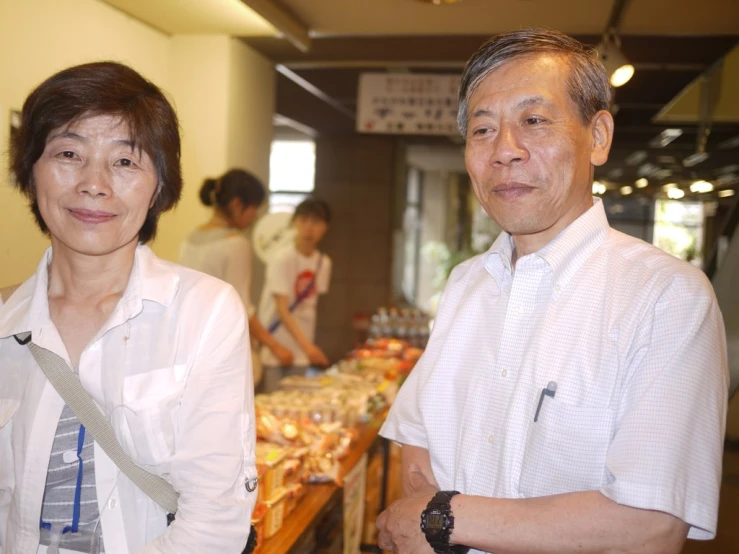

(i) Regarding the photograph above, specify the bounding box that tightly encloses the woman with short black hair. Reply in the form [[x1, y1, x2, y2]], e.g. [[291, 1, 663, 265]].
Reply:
[[0, 61, 256, 553]]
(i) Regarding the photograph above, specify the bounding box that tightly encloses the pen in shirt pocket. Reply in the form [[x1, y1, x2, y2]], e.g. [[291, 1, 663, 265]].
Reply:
[[533, 381, 557, 422]]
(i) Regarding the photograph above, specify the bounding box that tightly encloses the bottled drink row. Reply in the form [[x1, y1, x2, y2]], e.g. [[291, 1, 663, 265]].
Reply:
[[367, 307, 430, 348]]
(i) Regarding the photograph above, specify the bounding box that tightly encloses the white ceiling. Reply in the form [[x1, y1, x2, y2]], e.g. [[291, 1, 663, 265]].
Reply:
[[101, 0, 275, 36], [277, 0, 739, 37]]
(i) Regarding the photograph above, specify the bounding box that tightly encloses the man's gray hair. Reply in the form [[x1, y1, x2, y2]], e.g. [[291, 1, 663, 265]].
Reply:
[[457, 28, 612, 137]]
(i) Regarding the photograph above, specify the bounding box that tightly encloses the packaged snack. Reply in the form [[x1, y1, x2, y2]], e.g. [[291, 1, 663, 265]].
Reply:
[[264, 487, 289, 539], [256, 442, 289, 500], [284, 482, 305, 516]]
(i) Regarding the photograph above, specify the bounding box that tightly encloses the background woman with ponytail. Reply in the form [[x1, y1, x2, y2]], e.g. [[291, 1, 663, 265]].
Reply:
[[180, 169, 294, 385]]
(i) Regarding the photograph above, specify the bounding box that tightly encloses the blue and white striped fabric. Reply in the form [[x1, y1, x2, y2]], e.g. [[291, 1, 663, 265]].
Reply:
[[39, 405, 104, 553]]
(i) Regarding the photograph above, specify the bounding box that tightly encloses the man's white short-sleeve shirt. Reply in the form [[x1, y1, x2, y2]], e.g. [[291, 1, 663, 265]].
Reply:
[[380, 199, 728, 543]]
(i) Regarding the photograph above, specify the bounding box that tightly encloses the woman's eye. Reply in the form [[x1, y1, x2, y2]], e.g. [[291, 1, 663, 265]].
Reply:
[[60, 151, 76, 159], [117, 158, 134, 167]]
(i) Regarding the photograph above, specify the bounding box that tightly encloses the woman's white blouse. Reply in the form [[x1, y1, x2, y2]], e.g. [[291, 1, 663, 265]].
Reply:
[[0, 245, 256, 554]]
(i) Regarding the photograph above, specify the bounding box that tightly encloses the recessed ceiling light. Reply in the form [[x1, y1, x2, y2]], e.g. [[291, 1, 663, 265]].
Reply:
[[690, 180, 714, 193], [635, 178, 648, 188], [667, 188, 685, 199], [637, 163, 660, 177], [718, 189, 736, 198], [592, 181, 607, 195], [717, 173, 739, 186], [683, 152, 710, 167], [626, 151, 648, 166], [718, 135, 739, 150], [620, 185, 633, 196], [648, 128, 683, 148], [717, 164, 739, 175], [662, 183, 677, 191]]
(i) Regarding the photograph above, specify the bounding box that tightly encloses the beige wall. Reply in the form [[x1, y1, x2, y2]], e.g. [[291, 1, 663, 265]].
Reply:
[[155, 35, 233, 260], [0, 0, 171, 286], [0, 0, 275, 287], [226, 39, 275, 183]]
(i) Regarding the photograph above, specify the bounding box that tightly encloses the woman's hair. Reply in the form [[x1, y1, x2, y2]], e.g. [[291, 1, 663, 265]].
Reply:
[[10, 61, 182, 244], [457, 28, 611, 137], [292, 197, 332, 224], [199, 169, 266, 210]]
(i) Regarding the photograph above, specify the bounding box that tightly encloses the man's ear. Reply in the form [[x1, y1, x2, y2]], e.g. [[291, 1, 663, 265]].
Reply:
[[590, 109, 614, 167]]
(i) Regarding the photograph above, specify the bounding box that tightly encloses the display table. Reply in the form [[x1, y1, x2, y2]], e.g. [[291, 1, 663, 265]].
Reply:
[[260, 417, 385, 554]]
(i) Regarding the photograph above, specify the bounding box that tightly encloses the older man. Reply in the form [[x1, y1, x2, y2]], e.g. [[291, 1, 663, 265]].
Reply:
[[377, 29, 728, 554]]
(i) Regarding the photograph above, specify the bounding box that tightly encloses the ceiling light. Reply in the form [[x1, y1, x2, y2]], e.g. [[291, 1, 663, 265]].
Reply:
[[718, 189, 736, 198], [717, 173, 739, 186], [718, 135, 739, 150], [683, 152, 710, 167], [667, 188, 685, 199], [717, 164, 739, 175], [662, 183, 677, 191], [690, 180, 714, 193], [637, 163, 661, 177], [648, 128, 683, 148], [626, 150, 648, 166], [596, 35, 634, 87], [620, 185, 633, 196], [635, 178, 648, 188], [592, 181, 607, 195]]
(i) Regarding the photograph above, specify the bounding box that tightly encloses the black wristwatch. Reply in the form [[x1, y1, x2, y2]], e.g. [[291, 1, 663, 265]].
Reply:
[[420, 490, 470, 554]]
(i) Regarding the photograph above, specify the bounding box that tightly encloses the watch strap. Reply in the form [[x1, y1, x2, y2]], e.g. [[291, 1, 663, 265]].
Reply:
[[421, 490, 470, 554]]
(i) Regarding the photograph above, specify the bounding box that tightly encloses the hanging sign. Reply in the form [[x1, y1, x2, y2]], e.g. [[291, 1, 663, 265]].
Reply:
[[356, 73, 461, 136]]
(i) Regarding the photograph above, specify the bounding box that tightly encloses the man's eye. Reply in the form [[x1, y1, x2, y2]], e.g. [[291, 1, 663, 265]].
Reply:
[[525, 117, 544, 125]]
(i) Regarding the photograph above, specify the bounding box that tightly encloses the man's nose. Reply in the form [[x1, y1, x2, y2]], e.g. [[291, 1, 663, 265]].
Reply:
[[491, 125, 528, 166]]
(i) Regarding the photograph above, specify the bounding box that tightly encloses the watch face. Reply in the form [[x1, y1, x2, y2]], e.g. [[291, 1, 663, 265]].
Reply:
[[426, 512, 446, 531]]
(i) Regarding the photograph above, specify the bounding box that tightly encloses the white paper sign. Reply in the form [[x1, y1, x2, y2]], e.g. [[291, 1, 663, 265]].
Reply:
[[342, 453, 368, 554], [357, 73, 461, 136]]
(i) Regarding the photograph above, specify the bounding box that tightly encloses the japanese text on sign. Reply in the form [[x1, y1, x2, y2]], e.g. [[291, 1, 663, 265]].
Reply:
[[357, 73, 461, 136]]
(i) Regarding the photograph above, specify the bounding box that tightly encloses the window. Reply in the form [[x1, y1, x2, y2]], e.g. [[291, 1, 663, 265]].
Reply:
[[402, 168, 422, 303], [652, 200, 704, 266], [268, 140, 315, 212]]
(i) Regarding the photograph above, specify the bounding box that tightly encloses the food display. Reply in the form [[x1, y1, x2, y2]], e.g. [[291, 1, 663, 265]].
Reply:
[[253, 328, 426, 544]]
